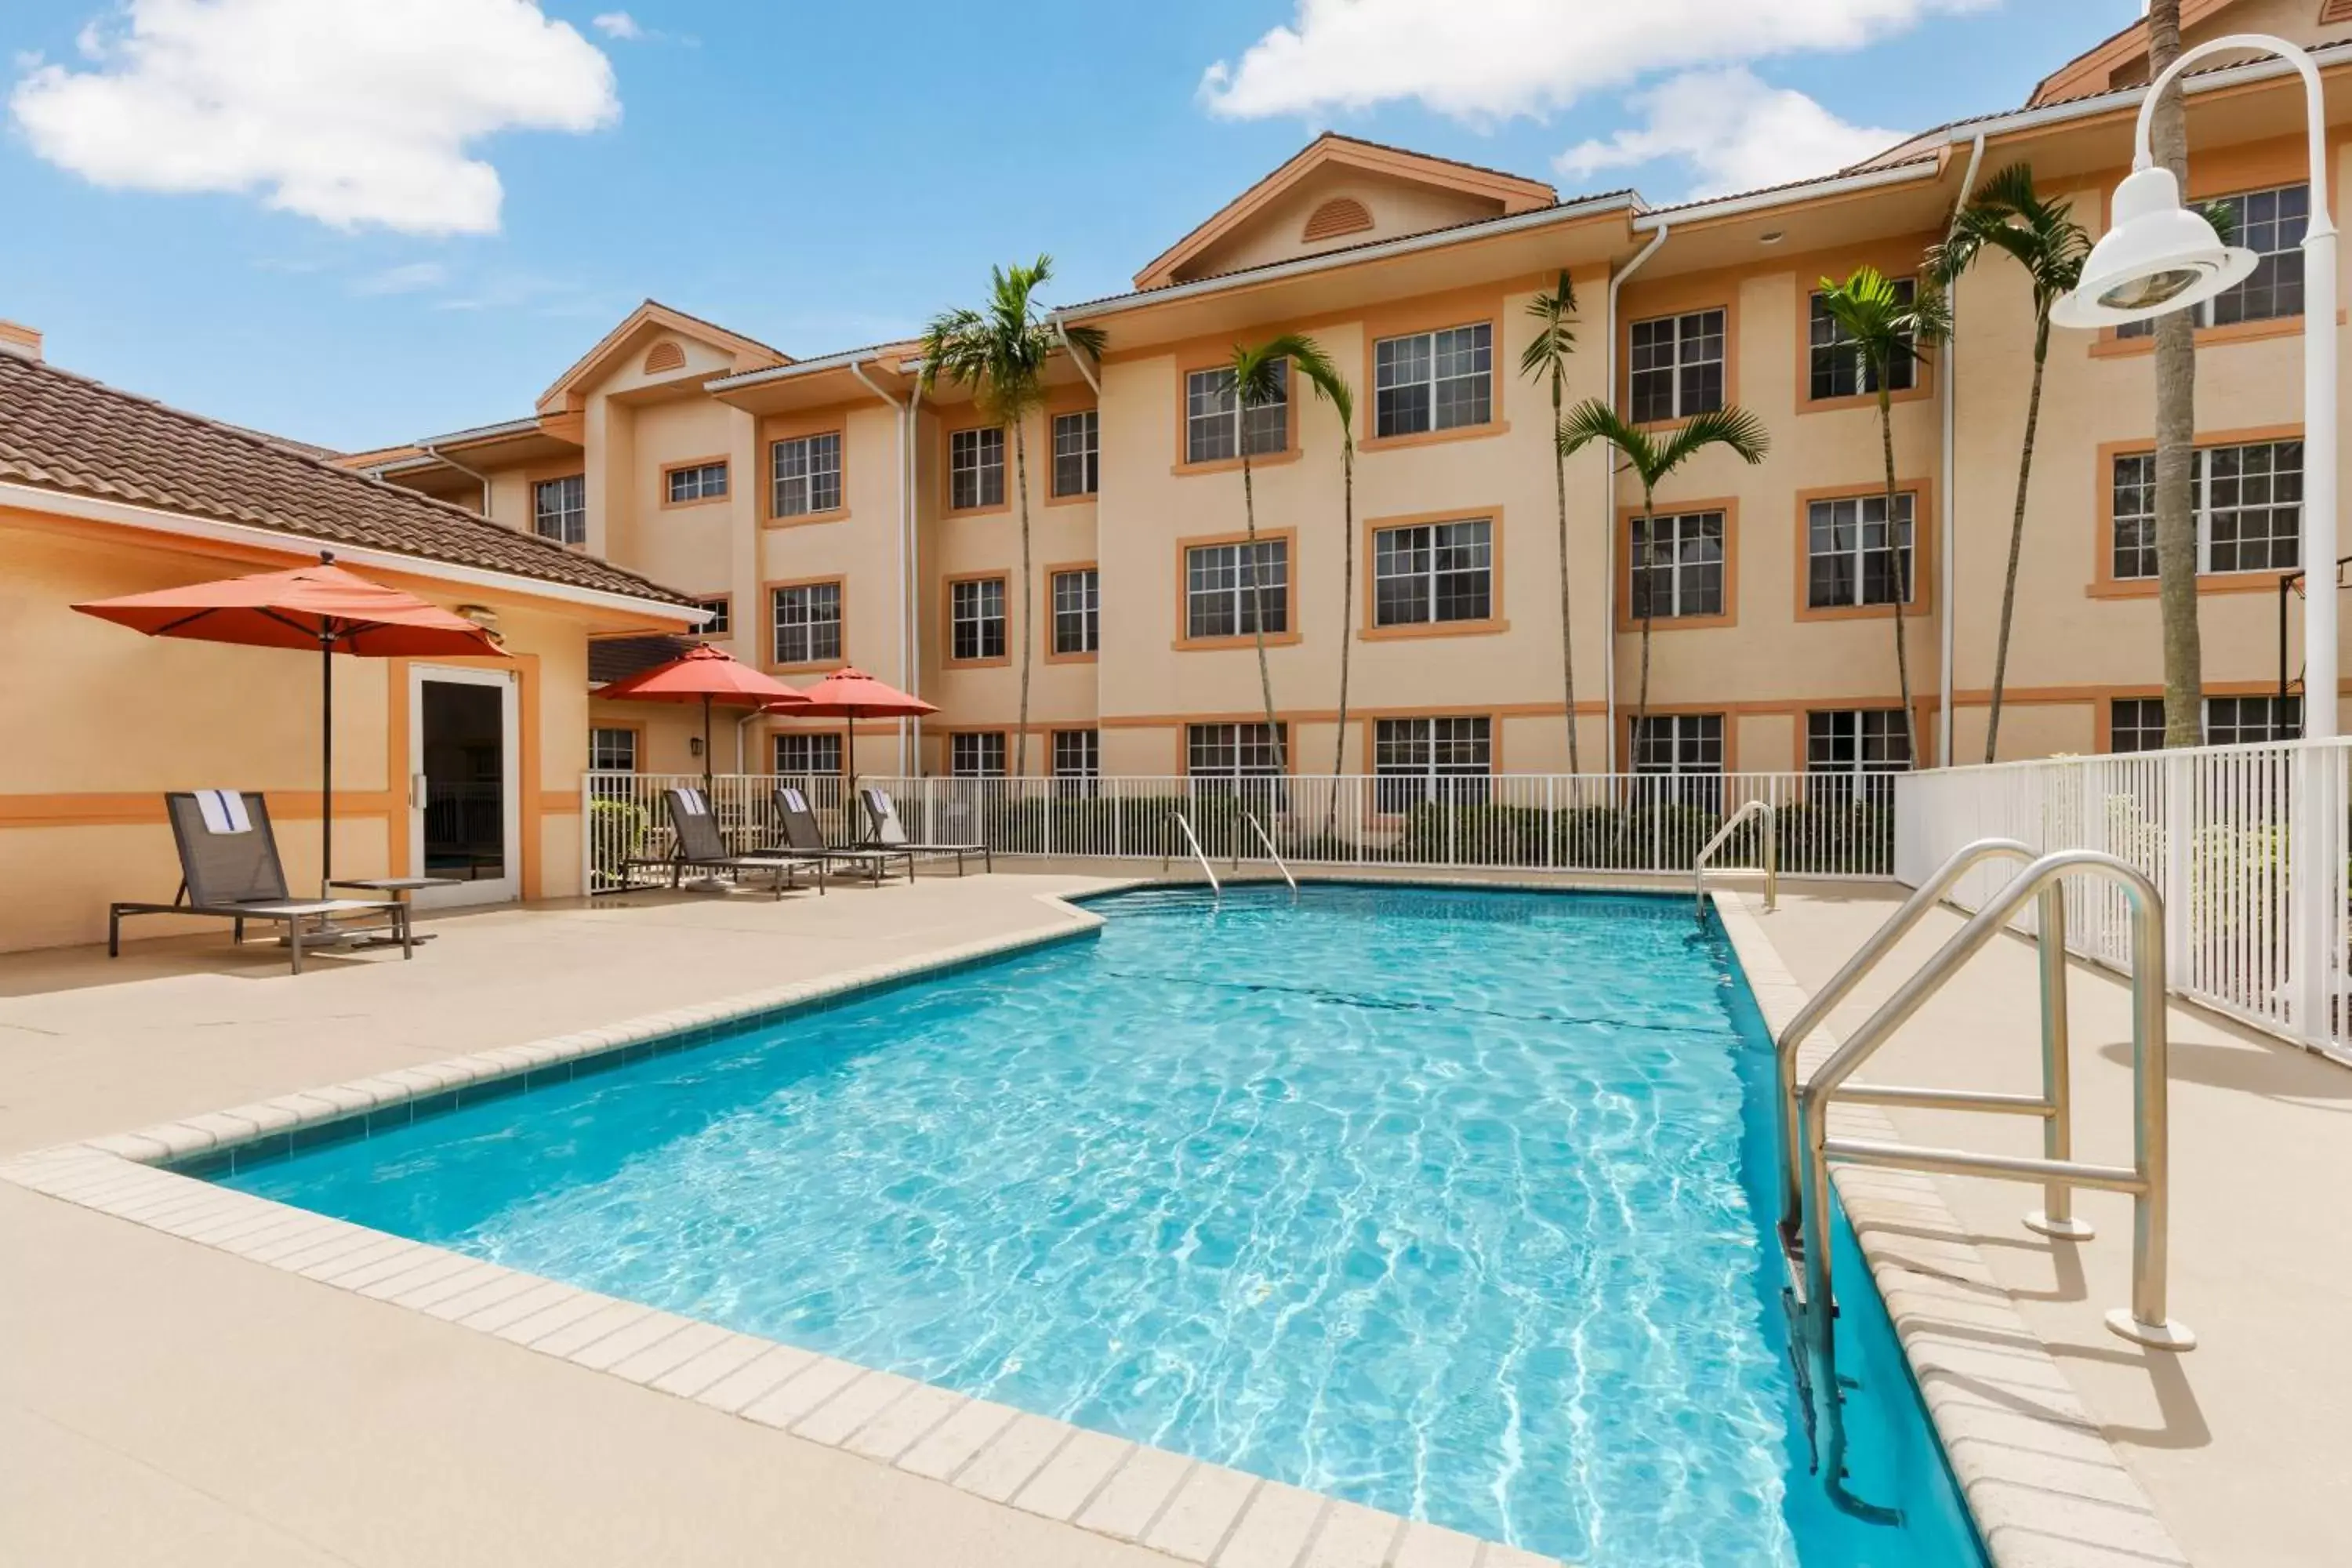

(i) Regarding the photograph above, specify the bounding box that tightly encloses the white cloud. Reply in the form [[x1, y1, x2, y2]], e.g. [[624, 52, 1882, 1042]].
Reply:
[[1558, 68, 1903, 199], [352, 261, 451, 296], [591, 12, 643, 40], [1199, 0, 1992, 122], [9, 0, 620, 236]]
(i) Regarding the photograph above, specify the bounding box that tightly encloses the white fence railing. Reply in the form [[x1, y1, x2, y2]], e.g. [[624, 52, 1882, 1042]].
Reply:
[[583, 770, 1897, 893], [1896, 739, 2351, 1061]]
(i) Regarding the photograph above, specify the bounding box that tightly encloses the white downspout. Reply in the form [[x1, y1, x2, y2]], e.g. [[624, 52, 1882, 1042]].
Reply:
[[906, 379, 925, 774], [419, 443, 494, 517], [1605, 225, 1668, 768], [1940, 135, 1985, 768], [850, 358, 913, 775], [1053, 313, 1103, 396], [1051, 311, 1105, 771]]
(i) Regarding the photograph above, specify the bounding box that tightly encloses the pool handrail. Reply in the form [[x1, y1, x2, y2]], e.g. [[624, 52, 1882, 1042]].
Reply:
[[1240, 811, 1298, 898], [1165, 811, 1221, 896], [1693, 799, 1777, 919]]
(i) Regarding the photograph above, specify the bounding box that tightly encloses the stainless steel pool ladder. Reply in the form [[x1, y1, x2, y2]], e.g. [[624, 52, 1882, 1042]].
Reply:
[[1782, 842, 2193, 1355], [1693, 799, 1777, 920], [1238, 811, 1298, 898], [1164, 811, 1221, 897]]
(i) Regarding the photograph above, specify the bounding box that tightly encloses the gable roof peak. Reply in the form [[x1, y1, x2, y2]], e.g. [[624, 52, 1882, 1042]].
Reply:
[[535, 299, 789, 416]]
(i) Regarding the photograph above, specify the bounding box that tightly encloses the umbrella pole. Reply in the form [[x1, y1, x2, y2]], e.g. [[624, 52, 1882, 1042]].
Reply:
[[320, 630, 333, 896], [844, 715, 855, 824], [702, 694, 714, 799]]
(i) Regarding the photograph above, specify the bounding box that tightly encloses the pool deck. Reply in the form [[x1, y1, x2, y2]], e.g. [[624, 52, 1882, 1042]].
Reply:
[[0, 868, 2342, 1565]]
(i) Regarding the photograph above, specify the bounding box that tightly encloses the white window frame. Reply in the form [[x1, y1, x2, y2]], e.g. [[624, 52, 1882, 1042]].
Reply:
[[694, 597, 731, 637], [1372, 323, 1493, 438], [1372, 519, 1493, 628], [1051, 728, 1100, 779], [949, 577, 1007, 662], [2203, 695, 2302, 746], [588, 727, 637, 771], [1627, 309, 1725, 424], [2119, 182, 2308, 335], [1051, 568, 1098, 655], [1806, 710, 1912, 803], [770, 582, 843, 666], [950, 731, 1007, 778], [1631, 510, 1726, 619], [1185, 722, 1287, 779], [770, 433, 841, 517], [532, 474, 586, 546], [666, 461, 728, 504], [1051, 410, 1099, 498], [2111, 440, 2303, 580], [1184, 540, 1288, 641], [772, 731, 843, 776], [949, 427, 1005, 510], [1373, 717, 1492, 809], [1806, 492, 1918, 609], [1809, 278, 1918, 400], [1185, 363, 1287, 465]]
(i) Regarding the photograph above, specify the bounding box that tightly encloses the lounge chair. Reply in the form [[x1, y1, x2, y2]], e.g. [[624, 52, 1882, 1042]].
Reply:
[[767, 787, 913, 886], [856, 786, 992, 876], [630, 787, 821, 898], [110, 791, 411, 975]]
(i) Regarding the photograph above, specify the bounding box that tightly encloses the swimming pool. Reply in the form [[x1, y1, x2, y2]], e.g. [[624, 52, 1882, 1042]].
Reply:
[[218, 885, 1980, 1566]]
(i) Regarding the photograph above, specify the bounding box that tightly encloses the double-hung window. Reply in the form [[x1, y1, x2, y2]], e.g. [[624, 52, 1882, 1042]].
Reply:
[[1052, 411, 1099, 497], [1185, 363, 1287, 463], [533, 474, 586, 545], [949, 427, 1006, 510], [1052, 729, 1100, 797], [2108, 699, 2167, 754], [588, 727, 637, 772], [666, 461, 728, 504], [771, 433, 841, 517], [1809, 279, 1917, 399], [949, 577, 1007, 662], [1051, 568, 1098, 655], [1184, 539, 1287, 641], [1807, 710, 1911, 805], [693, 597, 731, 637], [1631, 511, 1726, 619], [1373, 717, 1491, 810], [1372, 323, 1492, 437], [770, 581, 843, 666], [2111, 440, 2302, 579], [1628, 309, 1725, 423], [1631, 714, 1724, 808], [773, 732, 843, 777], [1186, 723, 1287, 779], [2119, 183, 2307, 337], [950, 732, 1007, 778], [1373, 518, 1491, 627], [1806, 492, 1918, 608], [2111, 695, 2303, 750]]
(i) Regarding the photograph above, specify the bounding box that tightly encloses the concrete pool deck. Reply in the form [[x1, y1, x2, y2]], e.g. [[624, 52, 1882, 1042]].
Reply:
[[0, 869, 2339, 1565]]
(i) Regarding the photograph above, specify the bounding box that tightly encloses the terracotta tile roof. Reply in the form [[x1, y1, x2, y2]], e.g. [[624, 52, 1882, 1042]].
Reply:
[[0, 353, 694, 608]]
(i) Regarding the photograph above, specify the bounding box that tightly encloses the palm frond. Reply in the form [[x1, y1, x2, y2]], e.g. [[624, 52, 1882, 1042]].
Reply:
[[1518, 270, 1579, 387], [1274, 332, 1354, 434], [1230, 332, 1322, 411], [1555, 397, 1662, 484], [1932, 164, 2089, 309], [1657, 405, 1771, 474], [917, 257, 1067, 423]]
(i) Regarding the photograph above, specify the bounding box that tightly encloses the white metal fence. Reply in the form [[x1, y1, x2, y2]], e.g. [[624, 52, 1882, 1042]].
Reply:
[[1896, 739, 2351, 1061], [583, 769, 1897, 892]]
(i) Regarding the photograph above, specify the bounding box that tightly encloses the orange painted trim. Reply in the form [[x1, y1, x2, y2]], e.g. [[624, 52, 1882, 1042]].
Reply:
[[1044, 398, 1101, 507], [1359, 506, 1508, 641], [656, 453, 731, 511], [2089, 423, 2305, 598], [761, 415, 852, 528], [1356, 713, 1503, 776], [691, 591, 734, 641], [539, 792, 584, 816], [1356, 289, 1509, 452], [1171, 349, 1302, 474], [1618, 285, 1739, 431], [943, 571, 1014, 669], [588, 717, 648, 770], [1616, 498, 1739, 633], [1174, 526, 1303, 652], [1791, 477, 1937, 623], [943, 729, 1016, 778], [1617, 706, 1740, 775], [1100, 699, 1606, 731], [1174, 719, 1301, 777], [2086, 311, 2347, 359], [1043, 560, 1100, 665], [761, 574, 850, 674], [0, 793, 397, 829], [942, 422, 1013, 517]]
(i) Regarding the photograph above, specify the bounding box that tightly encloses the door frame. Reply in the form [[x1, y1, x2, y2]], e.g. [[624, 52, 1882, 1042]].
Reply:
[[408, 663, 523, 909]]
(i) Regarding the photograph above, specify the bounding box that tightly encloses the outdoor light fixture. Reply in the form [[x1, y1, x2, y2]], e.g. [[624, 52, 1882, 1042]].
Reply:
[[2050, 165, 2256, 328], [688, 735, 704, 758]]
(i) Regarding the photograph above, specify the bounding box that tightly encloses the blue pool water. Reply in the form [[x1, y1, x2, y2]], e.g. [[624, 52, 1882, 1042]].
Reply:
[[221, 886, 1980, 1566]]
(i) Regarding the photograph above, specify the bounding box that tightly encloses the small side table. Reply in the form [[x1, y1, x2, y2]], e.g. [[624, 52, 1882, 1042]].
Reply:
[[329, 877, 460, 946]]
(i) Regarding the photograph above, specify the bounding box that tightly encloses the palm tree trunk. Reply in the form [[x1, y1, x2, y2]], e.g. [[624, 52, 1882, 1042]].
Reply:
[[1239, 452, 1283, 770], [1985, 322, 2050, 761], [2150, 0, 2205, 746], [1878, 383, 1920, 763], [1552, 382, 1581, 774], [1632, 503, 1657, 766], [1013, 416, 1034, 780], [1327, 444, 1355, 837]]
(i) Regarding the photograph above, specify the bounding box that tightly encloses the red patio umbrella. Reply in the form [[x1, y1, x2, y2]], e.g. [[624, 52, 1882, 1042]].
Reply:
[[776, 666, 938, 797], [595, 641, 811, 794], [74, 551, 506, 894]]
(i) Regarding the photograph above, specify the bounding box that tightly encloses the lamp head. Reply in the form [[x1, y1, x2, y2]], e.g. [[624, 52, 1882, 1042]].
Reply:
[[2051, 165, 2259, 329]]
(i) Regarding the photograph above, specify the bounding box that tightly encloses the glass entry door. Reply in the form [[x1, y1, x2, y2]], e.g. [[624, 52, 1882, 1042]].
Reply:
[[408, 665, 521, 909]]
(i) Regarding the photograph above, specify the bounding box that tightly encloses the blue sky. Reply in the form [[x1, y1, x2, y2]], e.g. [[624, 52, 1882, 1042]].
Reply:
[[0, 1, 2142, 452]]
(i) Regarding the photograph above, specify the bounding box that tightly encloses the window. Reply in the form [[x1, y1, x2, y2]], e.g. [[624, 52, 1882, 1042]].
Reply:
[[2109, 699, 2167, 754], [773, 731, 843, 776], [1052, 411, 1099, 497], [1374, 717, 1492, 809], [2119, 183, 2307, 336], [1373, 518, 1492, 627], [694, 597, 731, 637], [2111, 441, 2302, 579], [949, 427, 1006, 510], [1807, 710, 1912, 805], [1373, 323, 1493, 437], [2205, 695, 2301, 746], [1806, 492, 1918, 609], [533, 474, 586, 545], [950, 732, 1006, 778], [771, 581, 843, 666], [770, 433, 842, 517], [1631, 713, 1724, 807], [949, 577, 1007, 662], [1186, 722, 1287, 778], [1628, 309, 1725, 423], [1051, 568, 1098, 655], [1052, 728, 1100, 792], [588, 727, 637, 771], [1185, 539, 1288, 641], [1185, 362, 1288, 464], [1630, 511, 1726, 619], [666, 460, 728, 504], [1809, 278, 1918, 400]]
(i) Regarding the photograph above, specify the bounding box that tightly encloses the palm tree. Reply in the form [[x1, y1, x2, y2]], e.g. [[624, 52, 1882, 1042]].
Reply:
[[2148, 0, 2204, 746], [1929, 165, 2088, 762], [1555, 402, 1770, 768], [918, 257, 1105, 779], [1223, 333, 1343, 773], [1814, 267, 1950, 765], [1519, 270, 1584, 772]]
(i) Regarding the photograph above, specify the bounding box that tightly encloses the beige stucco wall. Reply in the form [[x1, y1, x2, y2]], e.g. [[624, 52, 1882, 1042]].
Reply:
[[1180, 171, 1504, 282]]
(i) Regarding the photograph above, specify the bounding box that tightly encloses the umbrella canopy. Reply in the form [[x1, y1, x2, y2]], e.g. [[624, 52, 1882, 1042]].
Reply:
[[770, 666, 937, 797], [594, 642, 811, 792], [73, 553, 505, 895]]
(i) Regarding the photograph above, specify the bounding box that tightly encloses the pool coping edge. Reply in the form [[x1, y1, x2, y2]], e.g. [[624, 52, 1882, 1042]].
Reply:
[[1711, 890, 2191, 1568]]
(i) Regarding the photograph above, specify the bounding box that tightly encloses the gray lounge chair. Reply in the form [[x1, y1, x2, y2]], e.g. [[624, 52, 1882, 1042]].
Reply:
[[630, 787, 820, 898], [857, 786, 992, 875], [110, 792, 411, 975], [767, 787, 913, 886]]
